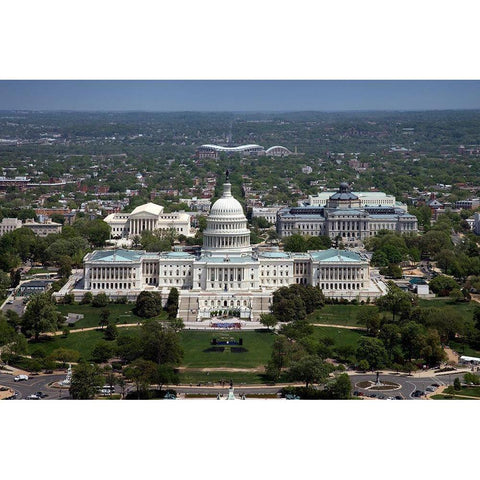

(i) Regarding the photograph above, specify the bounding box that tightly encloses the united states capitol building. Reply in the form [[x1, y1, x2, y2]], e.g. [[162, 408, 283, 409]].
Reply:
[[60, 177, 387, 321]]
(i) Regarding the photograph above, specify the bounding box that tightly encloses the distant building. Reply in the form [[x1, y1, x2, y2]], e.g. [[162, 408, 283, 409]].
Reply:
[[23, 219, 62, 236], [252, 207, 283, 225], [196, 144, 295, 159], [196, 144, 265, 159], [104, 202, 193, 239], [265, 146, 294, 157], [18, 279, 52, 296], [0, 217, 22, 236], [278, 183, 417, 244], [308, 189, 403, 209], [455, 199, 480, 210], [0, 176, 30, 191], [473, 212, 480, 235]]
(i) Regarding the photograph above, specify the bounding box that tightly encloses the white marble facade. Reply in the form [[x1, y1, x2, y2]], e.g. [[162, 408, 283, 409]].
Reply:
[[66, 179, 386, 320]]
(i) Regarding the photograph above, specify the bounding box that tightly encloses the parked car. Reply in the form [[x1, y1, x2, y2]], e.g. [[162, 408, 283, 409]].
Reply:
[[14, 375, 29, 382], [26, 394, 40, 400], [426, 386, 436, 392], [35, 391, 47, 398]]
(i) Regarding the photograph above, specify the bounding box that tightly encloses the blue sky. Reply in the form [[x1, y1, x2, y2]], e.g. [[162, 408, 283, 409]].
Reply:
[[0, 80, 479, 111]]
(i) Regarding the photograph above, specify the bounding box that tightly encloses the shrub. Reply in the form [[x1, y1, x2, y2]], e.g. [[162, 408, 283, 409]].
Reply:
[[92, 292, 109, 308]]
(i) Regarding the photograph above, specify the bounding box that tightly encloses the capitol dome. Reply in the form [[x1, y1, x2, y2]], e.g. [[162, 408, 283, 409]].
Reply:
[[209, 183, 245, 217], [202, 181, 251, 257]]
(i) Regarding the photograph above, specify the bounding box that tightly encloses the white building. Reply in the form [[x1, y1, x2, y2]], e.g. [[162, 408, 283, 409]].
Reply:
[[251, 207, 282, 225], [278, 183, 417, 244], [0, 217, 22, 236], [104, 202, 193, 239], [308, 189, 405, 209], [60, 178, 386, 321], [23, 219, 62, 236]]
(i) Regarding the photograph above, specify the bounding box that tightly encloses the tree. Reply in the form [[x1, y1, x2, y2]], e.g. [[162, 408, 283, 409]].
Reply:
[[92, 292, 109, 308], [140, 320, 183, 365], [358, 359, 370, 371], [168, 317, 184, 333], [306, 235, 332, 250], [325, 373, 352, 399], [104, 321, 118, 341], [0, 315, 16, 347], [260, 313, 278, 331], [454, 377, 461, 391], [63, 293, 74, 305], [282, 234, 307, 252], [400, 322, 426, 362], [49, 347, 80, 367], [429, 275, 459, 296], [80, 292, 93, 305], [356, 337, 388, 370], [356, 307, 381, 336], [376, 282, 415, 322], [279, 319, 314, 341], [270, 284, 324, 322], [154, 364, 179, 391], [99, 309, 111, 329], [420, 330, 446, 367], [464, 372, 480, 385], [22, 293, 63, 341], [165, 287, 179, 319], [124, 359, 158, 398], [117, 375, 127, 399], [69, 363, 104, 399], [58, 255, 72, 279], [91, 341, 115, 364], [135, 291, 163, 318], [10, 269, 21, 288], [288, 355, 330, 387]]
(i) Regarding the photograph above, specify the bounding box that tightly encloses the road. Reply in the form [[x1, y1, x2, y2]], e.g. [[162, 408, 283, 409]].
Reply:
[[351, 373, 446, 399], [1, 297, 26, 316], [0, 373, 69, 400]]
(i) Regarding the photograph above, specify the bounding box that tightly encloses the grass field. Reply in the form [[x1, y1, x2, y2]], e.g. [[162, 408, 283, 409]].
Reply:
[[430, 394, 474, 400], [307, 304, 377, 326], [28, 327, 139, 360], [178, 370, 270, 385], [310, 326, 365, 348], [448, 341, 480, 358], [417, 298, 475, 323], [179, 330, 275, 368], [55, 303, 154, 329], [456, 386, 480, 398]]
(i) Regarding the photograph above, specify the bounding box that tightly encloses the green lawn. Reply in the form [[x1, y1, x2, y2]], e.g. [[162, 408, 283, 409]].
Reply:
[[55, 303, 154, 329], [448, 341, 480, 358], [417, 298, 475, 323], [310, 326, 365, 348], [179, 330, 275, 368], [456, 386, 480, 398], [430, 394, 474, 400], [28, 327, 139, 361], [307, 304, 377, 326], [178, 371, 271, 385]]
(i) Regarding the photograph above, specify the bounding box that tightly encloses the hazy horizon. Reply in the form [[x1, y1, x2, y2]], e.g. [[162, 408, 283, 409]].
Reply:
[[1, 80, 480, 112]]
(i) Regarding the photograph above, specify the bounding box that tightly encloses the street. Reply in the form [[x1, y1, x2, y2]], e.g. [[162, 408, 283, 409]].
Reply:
[[0, 373, 68, 400]]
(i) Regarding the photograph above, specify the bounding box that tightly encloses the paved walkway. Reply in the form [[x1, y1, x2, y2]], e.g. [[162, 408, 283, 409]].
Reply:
[[311, 323, 365, 330]]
